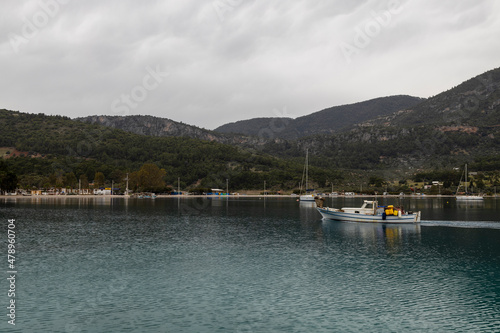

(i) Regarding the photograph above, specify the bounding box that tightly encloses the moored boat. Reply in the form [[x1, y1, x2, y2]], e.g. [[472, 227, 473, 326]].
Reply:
[[456, 195, 484, 201], [456, 164, 484, 201], [300, 193, 316, 202], [315, 198, 421, 223], [299, 149, 317, 202]]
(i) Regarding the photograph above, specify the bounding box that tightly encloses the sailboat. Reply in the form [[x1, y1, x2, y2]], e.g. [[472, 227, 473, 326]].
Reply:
[[300, 149, 316, 202], [456, 164, 484, 200]]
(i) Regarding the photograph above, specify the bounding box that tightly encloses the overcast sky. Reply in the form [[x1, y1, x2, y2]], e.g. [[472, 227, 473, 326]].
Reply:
[[1, 0, 499, 129]]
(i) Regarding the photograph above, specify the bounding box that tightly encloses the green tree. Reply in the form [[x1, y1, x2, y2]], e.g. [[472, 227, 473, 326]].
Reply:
[[0, 171, 17, 193], [368, 175, 385, 188], [79, 174, 89, 189], [63, 172, 78, 188], [429, 185, 440, 195], [109, 170, 125, 183], [109, 170, 125, 190], [94, 172, 105, 188], [136, 163, 166, 192], [48, 173, 58, 187]]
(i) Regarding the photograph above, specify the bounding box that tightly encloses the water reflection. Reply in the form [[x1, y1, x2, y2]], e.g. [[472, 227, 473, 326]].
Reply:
[[455, 200, 485, 208], [0, 196, 130, 206], [2, 196, 499, 224], [299, 201, 319, 223], [322, 221, 421, 254], [1, 196, 499, 333]]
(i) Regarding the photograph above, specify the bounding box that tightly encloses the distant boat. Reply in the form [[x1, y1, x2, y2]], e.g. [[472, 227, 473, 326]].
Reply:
[[456, 164, 484, 201], [456, 195, 484, 201], [315, 199, 421, 223], [299, 149, 316, 202]]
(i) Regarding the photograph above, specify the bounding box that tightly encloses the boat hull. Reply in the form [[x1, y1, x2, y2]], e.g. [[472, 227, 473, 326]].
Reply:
[[317, 208, 421, 223], [300, 194, 316, 202], [456, 195, 483, 200]]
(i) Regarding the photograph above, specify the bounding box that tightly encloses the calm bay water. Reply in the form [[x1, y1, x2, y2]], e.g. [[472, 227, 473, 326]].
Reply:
[[1, 196, 499, 332]]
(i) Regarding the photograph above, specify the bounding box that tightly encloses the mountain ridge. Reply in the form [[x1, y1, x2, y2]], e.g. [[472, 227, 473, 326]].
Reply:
[[77, 114, 273, 148], [77, 95, 425, 144], [361, 67, 500, 129], [1, 66, 499, 193], [215, 95, 424, 139], [261, 67, 500, 170]]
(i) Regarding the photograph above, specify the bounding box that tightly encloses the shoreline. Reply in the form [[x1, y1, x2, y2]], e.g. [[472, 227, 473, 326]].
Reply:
[[0, 194, 497, 199]]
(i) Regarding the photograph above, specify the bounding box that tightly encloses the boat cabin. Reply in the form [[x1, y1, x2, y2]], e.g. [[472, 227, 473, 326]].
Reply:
[[341, 200, 377, 215]]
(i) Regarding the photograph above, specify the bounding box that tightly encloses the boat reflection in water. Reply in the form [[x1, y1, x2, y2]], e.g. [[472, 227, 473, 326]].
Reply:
[[321, 220, 421, 253], [456, 200, 485, 208]]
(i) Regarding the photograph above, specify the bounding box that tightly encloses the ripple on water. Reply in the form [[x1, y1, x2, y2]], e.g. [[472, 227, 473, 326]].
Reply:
[[2, 198, 500, 332]]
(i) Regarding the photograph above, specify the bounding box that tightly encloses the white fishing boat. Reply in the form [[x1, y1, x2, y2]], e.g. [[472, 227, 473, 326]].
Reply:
[[315, 199, 421, 223], [456, 164, 484, 201], [299, 149, 316, 202]]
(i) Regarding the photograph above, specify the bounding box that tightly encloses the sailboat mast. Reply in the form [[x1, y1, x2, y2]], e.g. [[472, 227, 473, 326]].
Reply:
[[126, 173, 129, 195], [305, 149, 308, 192], [465, 164, 468, 194]]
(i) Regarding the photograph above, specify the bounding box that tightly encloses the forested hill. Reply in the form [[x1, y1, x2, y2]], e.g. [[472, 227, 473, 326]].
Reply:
[[362, 67, 500, 128], [213, 117, 294, 138], [262, 68, 500, 171], [215, 95, 424, 139], [0, 109, 339, 191], [1, 67, 500, 193]]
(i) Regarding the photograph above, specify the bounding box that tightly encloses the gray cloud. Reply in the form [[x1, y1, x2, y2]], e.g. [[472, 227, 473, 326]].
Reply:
[[1, 0, 499, 129]]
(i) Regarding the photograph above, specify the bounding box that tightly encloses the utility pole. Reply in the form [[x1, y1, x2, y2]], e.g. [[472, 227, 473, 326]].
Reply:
[[226, 179, 229, 196], [264, 180, 266, 196], [178, 177, 180, 195], [111, 180, 114, 196]]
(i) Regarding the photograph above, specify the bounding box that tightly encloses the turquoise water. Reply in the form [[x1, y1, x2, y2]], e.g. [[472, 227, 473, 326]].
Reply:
[[1, 197, 500, 332]]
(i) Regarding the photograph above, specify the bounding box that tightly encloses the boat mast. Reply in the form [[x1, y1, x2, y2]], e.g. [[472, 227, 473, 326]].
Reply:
[[465, 164, 468, 194], [126, 173, 129, 195], [305, 149, 308, 193]]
